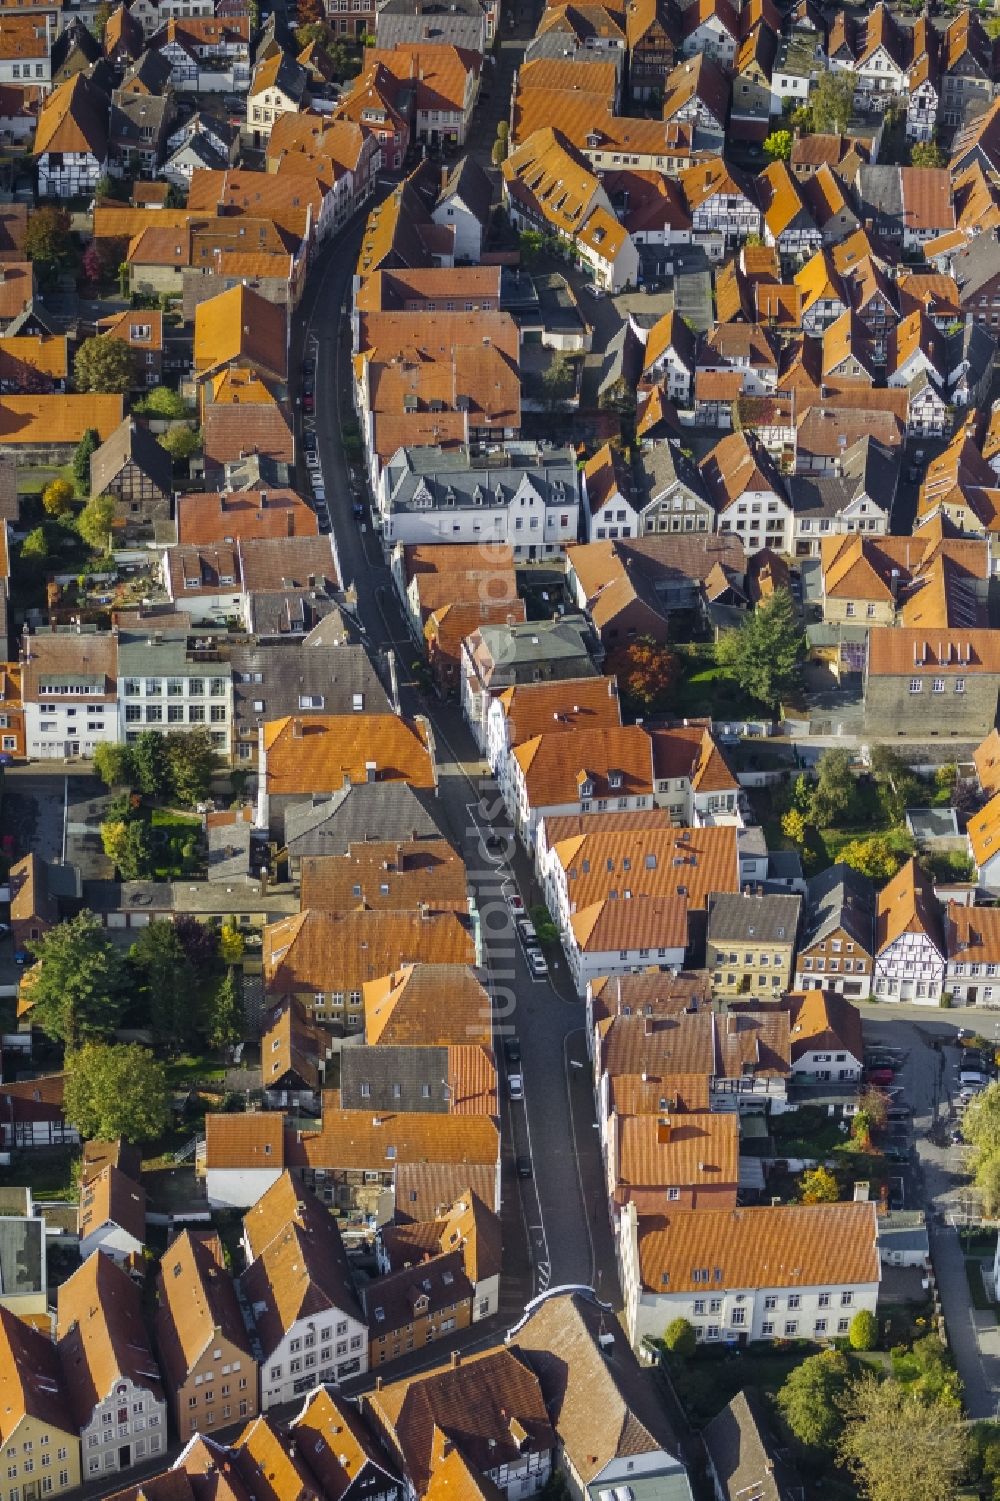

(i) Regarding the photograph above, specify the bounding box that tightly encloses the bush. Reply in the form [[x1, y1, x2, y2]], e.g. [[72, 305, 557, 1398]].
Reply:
[[849, 1309, 878, 1352], [663, 1317, 696, 1358]]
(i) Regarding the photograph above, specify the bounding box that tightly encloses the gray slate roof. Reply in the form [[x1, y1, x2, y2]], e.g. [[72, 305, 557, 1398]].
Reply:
[[436, 154, 493, 227], [638, 440, 710, 507], [340, 1045, 452, 1113], [702, 1391, 802, 1501], [802, 862, 875, 953], [284, 783, 449, 859], [707, 891, 801, 944], [953, 226, 1000, 301], [787, 436, 896, 518], [230, 642, 388, 741], [384, 442, 579, 516]]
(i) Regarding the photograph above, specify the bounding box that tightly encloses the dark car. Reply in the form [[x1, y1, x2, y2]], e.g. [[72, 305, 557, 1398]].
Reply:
[[516, 1155, 532, 1178], [302, 393, 315, 413], [352, 500, 365, 518], [867, 1067, 895, 1087], [302, 430, 317, 453], [504, 1035, 521, 1065]]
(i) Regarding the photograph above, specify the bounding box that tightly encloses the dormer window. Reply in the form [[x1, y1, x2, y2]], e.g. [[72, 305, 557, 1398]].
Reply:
[[609, 769, 623, 790]]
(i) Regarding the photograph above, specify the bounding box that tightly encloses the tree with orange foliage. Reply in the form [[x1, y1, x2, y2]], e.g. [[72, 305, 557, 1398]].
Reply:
[[607, 636, 679, 713]]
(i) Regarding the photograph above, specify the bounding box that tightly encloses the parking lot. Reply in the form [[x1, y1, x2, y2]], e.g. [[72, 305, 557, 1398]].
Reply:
[[862, 1008, 1000, 1416]]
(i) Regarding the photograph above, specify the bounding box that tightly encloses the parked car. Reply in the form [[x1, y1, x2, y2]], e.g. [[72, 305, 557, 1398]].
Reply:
[[505, 886, 525, 917], [509, 1072, 523, 1101], [504, 1035, 521, 1065], [529, 950, 548, 978], [867, 1067, 895, 1086], [305, 452, 321, 471], [302, 430, 317, 453], [517, 917, 539, 949], [516, 1154, 533, 1178]]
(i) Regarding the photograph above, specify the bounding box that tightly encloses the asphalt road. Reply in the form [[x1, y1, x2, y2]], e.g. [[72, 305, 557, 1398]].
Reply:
[[297, 208, 608, 1301]]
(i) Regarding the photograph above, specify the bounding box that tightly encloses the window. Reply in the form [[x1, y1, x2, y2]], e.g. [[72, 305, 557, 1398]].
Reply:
[[788, 1294, 800, 1310], [909, 678, 922, 693], [841, 1291, 854, 1307]]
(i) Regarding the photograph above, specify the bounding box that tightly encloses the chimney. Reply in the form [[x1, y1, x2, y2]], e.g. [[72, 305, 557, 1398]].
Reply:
[[656, 1116, 672, 1144], [451, 1350, 461, 1369], [644, 1017, 653, 1037], [292, 718, 304, 739], [365, 760, 377, 783]]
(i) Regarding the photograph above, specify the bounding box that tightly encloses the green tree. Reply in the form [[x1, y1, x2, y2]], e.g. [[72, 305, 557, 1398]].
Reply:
[[24, 910, 127, 1046], [204, 967, 241, 1049], [799, 1164, 839, 1203], [100, 817, 155, 880], [974, 1144, 1000, 1216], [763, 129, 792, 161], [63, 1042, 169, 1142], [77, 492, 116, 551], [491, 137, 508, 167], [93, 742, 134, 788], [911, 140, 945, 168], [906, 1334, 962, 1409], [812, 746, 856, 827], [74, 335, 133, 395], [608, 637, 678, 711], [219, 921, 245, 965], [848, 1309, 878, 1351], [837, 1373, 968, 1501], [130, 729, 171, 798], [90, 0, 111, 39], [540, 352, 575, 411], [811, 69, 856, 134], [519, 229, 546, 266], [776, 1349, 850, 1450], [959, 1081, 1000, 1159], [19, 527, 48, 566], [23, 204, 72, 275], [41, 477, 74, 516], [129, 920, 197, 1044], [158, 425, 202, 460], [715, 588, 805, 709], [839, 835, 910, 882], [134, 386, 189, 419], [165, 729, 218, 806], [663, 1317, 696, 1358], [72, 428, 101, 492]]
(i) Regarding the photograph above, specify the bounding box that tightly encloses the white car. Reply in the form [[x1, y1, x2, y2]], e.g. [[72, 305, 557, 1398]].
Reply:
[[508, 1073, 523, 1101], [529, 950, 548, 979]]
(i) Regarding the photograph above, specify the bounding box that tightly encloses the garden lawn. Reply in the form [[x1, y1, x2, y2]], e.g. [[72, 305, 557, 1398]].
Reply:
[[664, 1345, 814, 1428], [150, 807, 201, 879], [164, 1052, 226, 1087], [671, 643, 768, 720], [0, 1147, 78, 1201]]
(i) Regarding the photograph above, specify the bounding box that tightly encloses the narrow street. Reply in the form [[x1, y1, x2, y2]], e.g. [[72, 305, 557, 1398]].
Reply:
[[297, 220, 615, 1301]]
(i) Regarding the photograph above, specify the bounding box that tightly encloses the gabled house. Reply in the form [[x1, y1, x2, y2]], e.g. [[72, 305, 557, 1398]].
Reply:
[[154, 1228, 258, 1438], [90, 417, 173, 539], [626, 0, 675, 102], [681, 157, 761, 252], [201, 1112, 285, 1209], [641, 310, 697, 403], [758, 159, 821, 260], [363, 1347, 556, 1500], [699, 431, 792, 554], [78, 1164, 146, 1264], [873, 857, 945, 1004], [58, 1253, 168, 1481], [247, 51, 308, 147], [786, 987, 865, 1082], [680, 0, 739, 66], [291, 1386, 405, 1501], [582, 442, 641, 541], [793, 863, 876, 999], [945, 902, 1000, 1005], [260, 996, 331, 1114], [240, 1177, 368, 1406], [34, 71, 109, 197], [0, 1306, 80, 1499]]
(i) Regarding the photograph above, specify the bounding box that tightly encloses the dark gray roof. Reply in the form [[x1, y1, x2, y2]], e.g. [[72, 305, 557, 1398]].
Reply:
[[953, 226, 1000, 300], [0, 1216, 44, 1297], [787, 435, 896, 518], [340, 1045, 452, 1113], [121, 48, 173, 93], [378, 8, 483, 48], [231, 642, 388, 741], [802, 862, 875, 952], [383, 442, 579, 517], [90, 418, 173, 500], [638, 440, 710, 507], [206, 820, 253, 884], [946, 320, 996, 382], [436, 154, 493, 226], [702, 1391, 802, 1501], [111, 89, 170, 142], [245, 591, 342, 640], [284, 783, 449, 859], [597, 317, 646, 399], [707, 891, 802, 943], [51, 18, 101, 74], [224, 453, 293, 491], [472, 615, 600, 674], [252, 51, 307, 103]]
